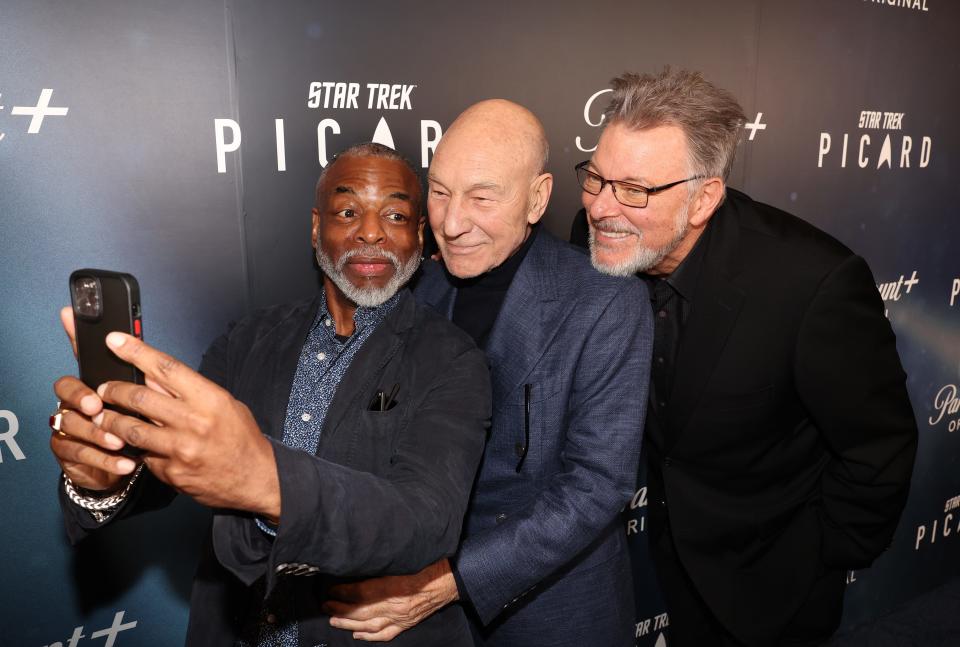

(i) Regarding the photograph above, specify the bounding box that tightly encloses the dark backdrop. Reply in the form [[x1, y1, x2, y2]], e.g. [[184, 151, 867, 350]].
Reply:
[[1, 1, 956, 645]]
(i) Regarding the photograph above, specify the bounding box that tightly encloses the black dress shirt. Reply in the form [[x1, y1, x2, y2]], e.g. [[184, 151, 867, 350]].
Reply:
[[642, 222, 713, 426], [452, 224, 539, 349]]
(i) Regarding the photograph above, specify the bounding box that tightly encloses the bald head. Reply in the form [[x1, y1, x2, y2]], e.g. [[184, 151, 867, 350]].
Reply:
[[427, 99, 554, 278], [439, 99, 549, 179]]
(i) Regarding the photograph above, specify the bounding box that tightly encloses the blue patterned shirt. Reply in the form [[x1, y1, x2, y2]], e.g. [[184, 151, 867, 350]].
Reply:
[[237, 289, 401, 647]]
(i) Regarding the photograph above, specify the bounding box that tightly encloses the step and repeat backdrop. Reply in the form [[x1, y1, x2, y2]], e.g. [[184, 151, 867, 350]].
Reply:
[[1, 1, 956, 645]]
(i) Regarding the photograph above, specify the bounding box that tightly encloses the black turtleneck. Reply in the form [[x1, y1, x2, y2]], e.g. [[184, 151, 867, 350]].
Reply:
[[451, 224, 539, 349]]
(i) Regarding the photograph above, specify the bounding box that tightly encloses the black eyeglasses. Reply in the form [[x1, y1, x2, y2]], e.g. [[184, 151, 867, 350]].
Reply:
[[575, 161, 703, 208]]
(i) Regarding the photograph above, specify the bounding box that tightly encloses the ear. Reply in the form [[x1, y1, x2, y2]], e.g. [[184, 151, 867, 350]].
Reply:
[[417, 215, 425, 249], [688, 178, 725, 227], [311, 208, 321, 248], [526, 172, 554, 225]]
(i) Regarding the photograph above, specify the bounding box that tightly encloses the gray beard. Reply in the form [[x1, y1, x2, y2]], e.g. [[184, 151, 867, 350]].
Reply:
[[589, 199, 690, 277], [316, 244, 422, 308]]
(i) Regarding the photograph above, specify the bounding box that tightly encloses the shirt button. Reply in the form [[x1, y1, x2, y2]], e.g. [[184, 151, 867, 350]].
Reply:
[[659, 401, 667, 408], [657, 310, 668, 318], [266, 613, 277, 624], [324, 318, 331, 327], [316, 352, 326, 361], [301, 412, 312, 422], [656, 356, 665, 364], [495, 513, 507, 524]]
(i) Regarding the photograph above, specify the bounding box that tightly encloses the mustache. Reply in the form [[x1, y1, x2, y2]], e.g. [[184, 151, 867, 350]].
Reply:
[[335, 246, 402, 270], [588, 217, 642, 236]]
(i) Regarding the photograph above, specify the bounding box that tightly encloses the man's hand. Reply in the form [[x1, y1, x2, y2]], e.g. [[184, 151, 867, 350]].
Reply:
[[92, 331, 281, 519], [324, 558, 459, 641]]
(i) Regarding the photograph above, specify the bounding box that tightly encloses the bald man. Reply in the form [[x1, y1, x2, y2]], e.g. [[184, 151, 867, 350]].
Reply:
[[324, 101, 654, 646]]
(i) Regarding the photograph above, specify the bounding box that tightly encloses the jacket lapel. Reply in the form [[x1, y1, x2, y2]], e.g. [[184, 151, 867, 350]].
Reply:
[[485, 231, 563, 409], [668, 200, 745, 438], [319, 290, 414, 444], [261, 298, 322, 441]]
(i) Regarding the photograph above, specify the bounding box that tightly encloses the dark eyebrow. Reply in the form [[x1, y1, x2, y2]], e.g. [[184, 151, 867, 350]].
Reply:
[[388, 191, 412, 201], [334, 186, 356, 195]]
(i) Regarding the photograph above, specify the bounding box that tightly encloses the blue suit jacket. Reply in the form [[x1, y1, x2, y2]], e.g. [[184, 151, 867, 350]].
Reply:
[[414, 229, 653, 646]]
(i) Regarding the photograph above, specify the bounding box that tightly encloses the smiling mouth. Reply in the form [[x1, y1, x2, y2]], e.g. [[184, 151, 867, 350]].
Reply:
[[443, 242, 484, 254]]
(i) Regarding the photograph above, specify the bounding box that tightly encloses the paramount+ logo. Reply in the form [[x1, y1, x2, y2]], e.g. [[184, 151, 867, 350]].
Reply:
[[928, 383, 960, 433], [43, 610, 137, 647], [817, 110, 932, 170]]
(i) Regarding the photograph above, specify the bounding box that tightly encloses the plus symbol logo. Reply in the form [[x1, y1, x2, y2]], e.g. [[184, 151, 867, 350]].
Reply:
[[43, 610, 138, 647], [11, 88, 69, 133], [744, 112, 767, 141]]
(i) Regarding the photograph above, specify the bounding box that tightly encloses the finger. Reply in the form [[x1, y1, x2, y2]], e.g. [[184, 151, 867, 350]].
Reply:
[[59, 409, 125, 451], [329, 616, 390, 633], [97, 381, 191, 429], [95, 408, 175, 456], [323, 601, 377, 621], [50, 432, 137, 475], [60, 306, 78, 357], [105, 333, 211, 401], [54, 375, 103, 416], [145, 375, 176, 398], [352, 626, 403, 642]]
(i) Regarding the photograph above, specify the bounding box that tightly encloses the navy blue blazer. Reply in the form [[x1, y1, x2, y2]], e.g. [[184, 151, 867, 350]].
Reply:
[[415, 229, 653, 646]]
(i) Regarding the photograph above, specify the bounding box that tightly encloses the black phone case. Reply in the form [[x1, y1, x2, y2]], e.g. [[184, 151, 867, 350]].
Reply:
[[69, 269, 145, 458]]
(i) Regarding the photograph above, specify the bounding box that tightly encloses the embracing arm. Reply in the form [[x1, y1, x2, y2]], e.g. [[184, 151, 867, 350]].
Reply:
[[795, 254, 918, 569]]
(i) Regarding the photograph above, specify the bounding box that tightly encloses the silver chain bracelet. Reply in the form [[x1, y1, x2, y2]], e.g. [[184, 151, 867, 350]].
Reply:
[[63, 464, 145, 523]]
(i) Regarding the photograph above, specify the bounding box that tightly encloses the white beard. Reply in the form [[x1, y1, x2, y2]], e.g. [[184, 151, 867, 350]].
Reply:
[[588, 199, 690, 276], [316, 244, 422, 307]]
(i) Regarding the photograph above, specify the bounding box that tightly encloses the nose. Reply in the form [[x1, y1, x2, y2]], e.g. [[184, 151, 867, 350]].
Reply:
[[586, 182, 621, 221], [356, 211, 386, 245], [440, 195, 473, 239]]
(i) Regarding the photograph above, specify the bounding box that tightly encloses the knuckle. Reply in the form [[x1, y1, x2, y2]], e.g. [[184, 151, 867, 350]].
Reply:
[[127, 423, 145, 447], [129, 387, 147, 408], [157, 354, 179, 376], [186, 410, 212, 435]]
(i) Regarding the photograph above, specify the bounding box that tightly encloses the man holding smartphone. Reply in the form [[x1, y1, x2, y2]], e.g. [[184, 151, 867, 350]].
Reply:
[[49, 143, 491, 646]]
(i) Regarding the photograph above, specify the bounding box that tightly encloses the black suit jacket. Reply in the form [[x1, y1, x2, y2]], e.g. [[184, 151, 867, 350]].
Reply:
[[642, 189, 918, 645], [60, 289, 491, 647]]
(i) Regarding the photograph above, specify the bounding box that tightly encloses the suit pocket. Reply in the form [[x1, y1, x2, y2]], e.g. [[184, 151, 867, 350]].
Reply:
[[346, 405, 408, 471]]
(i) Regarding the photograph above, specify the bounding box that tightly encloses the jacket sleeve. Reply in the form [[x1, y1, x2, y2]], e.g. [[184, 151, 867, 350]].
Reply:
[[794, 254, 918, 569], [211, 344, 491, 593], [58, 328, 235, 544], [454, 280, 653, 625]]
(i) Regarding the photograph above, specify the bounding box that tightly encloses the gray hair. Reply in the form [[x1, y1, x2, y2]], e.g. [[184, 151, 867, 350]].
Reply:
[[603, 68, 746, 181], [315, 142, 422, 209]]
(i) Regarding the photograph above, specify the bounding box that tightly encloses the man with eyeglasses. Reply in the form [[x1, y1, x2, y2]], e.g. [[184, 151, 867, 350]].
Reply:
[[321, 99, 653, 646], [573, 68, 917, 646]]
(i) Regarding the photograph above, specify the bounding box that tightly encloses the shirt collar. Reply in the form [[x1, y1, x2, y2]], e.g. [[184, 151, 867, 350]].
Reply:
[[647, 219, 714, 302], [311, 287, 402, 337]]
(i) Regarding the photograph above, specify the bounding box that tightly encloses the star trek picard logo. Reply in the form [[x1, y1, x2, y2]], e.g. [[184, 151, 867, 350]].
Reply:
[[817, 110, 932, 170], [914, 495, 960, 551], [0, 409, 26, 464], [214, 80, 441, 173]]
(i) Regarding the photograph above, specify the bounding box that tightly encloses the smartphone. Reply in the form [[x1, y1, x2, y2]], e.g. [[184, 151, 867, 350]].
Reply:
[[69, 269, 145, 458]]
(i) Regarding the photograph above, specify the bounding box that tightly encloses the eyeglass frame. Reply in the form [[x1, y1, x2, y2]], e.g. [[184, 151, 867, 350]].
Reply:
[[574, 161, 704, 208]]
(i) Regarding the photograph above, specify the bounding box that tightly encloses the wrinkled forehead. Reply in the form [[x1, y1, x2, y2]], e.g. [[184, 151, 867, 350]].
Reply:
[[318, 155, 422, 204], [431, 131, 536, 190]]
